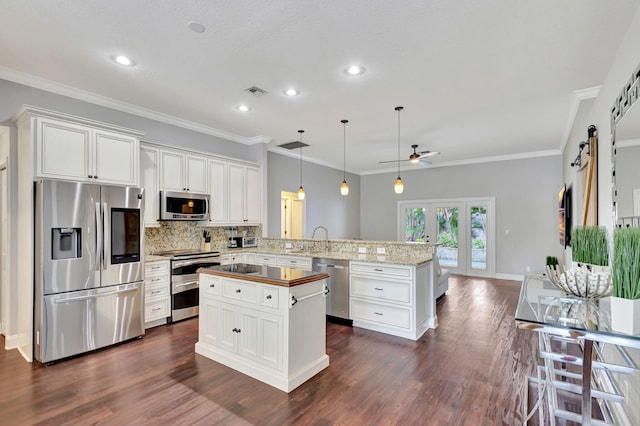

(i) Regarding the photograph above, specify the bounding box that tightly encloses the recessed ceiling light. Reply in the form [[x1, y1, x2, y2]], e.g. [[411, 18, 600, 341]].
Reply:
[[284, 88, 299, 96], [113, 55, 135, 67], [345, 65, 365, 76], [188, 21, 206, 33], [236, 105, 250, 112]]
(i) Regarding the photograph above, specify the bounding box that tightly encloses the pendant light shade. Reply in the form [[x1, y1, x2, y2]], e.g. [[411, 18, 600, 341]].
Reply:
[[340, 119, 349, 195], [394, 106, 404, 194], [297, 130, 305, 200]]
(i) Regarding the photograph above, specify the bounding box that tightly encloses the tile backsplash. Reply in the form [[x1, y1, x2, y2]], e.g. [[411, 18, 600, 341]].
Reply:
[[145, 222, 260, 254]]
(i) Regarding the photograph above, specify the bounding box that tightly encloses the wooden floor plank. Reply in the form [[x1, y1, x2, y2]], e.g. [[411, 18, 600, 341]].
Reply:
[[1, 276, 547, 425]]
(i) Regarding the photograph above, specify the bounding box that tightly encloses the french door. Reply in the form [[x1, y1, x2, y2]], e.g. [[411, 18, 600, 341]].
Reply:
[[399, 198, 495, 277]]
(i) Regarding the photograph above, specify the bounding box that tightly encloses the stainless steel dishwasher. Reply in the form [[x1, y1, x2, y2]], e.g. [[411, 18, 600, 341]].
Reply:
[[312, 258, 352, 325]]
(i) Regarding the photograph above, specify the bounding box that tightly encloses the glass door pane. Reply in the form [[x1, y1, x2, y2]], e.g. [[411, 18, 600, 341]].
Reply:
[[404, 207, 426, 242], [436, 207, 459, 268], [470, 205, 487, 270]]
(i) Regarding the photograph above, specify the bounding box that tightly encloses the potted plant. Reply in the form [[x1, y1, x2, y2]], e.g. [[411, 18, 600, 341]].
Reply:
[[611, 227, 640, 334], [546, 226, 612, 298]]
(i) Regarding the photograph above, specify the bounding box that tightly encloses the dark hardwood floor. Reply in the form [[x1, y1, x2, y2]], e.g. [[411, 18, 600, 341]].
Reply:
[[0, 276, 543, 425]]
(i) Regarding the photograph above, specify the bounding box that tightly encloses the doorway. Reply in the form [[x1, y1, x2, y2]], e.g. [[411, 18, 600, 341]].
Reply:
[[281, 191, 305, 239], [0, 163, 5, 335], [398, 197, 495, 277]]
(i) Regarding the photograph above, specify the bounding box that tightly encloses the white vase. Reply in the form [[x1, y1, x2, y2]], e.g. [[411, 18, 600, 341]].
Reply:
[[609, 296, 640, 335]]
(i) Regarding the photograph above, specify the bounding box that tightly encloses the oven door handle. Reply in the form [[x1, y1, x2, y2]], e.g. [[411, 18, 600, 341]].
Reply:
[[174, 280, 199, 288], [172, 257, 220, 269]]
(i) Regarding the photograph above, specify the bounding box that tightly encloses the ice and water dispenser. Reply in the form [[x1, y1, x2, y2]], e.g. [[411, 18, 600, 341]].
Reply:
[[51, 228, 82, 260]]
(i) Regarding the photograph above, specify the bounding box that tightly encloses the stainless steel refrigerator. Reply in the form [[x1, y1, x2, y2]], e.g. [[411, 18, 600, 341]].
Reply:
[[34, 180, 145, 363]]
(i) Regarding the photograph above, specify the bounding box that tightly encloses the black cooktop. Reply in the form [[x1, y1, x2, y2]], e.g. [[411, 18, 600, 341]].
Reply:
[[152, 249, 220, 259]]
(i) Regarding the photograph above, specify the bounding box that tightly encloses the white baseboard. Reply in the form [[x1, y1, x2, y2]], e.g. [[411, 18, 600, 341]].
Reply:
[[4, 333, 19, 349], [495, 273, 524, 281]]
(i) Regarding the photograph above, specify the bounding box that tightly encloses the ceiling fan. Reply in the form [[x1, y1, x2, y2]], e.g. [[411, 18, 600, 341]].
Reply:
[[379, 144, 440, 165]]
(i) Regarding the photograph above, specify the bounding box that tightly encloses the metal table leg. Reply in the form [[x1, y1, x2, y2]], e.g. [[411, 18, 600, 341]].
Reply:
[[582, 339, 594, 425]]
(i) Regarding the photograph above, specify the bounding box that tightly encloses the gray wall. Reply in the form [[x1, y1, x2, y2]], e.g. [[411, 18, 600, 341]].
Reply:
[[267, 151, 361, 239], [615, 145, 640, 219], [360, 156, 562, 275], [0, 79, 263, 163]]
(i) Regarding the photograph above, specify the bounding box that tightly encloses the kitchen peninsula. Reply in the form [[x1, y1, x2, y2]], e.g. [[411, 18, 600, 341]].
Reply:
[[196, 264, 330, 392]]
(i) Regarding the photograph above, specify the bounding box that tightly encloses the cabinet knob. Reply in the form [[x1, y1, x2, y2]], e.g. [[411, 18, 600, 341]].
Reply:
[[374, 312, 383, 316], [266, 295, 272, 300], [94, 176, 98, 179], [88, 175, 93, 178], [209, 283, 215, 288], [235, 289, 241, 293], [374, 287, 383, 291]]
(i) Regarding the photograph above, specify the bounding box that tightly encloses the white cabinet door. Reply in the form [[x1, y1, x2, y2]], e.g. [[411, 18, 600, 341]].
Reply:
[[245, 165, 261, 223], [185, 155, 208, 193], [218, 303, 237, 352], [93, 129, 139, 185], [37, 117, 92, 181], [228, 163, 246, 223], [209, 159, 228, 223], [258, 310, 281, 369], [200, 299, 221, 346], [237, 308, 260, 361], [160, 150, 185, 191], [140, 145, 159, 226]]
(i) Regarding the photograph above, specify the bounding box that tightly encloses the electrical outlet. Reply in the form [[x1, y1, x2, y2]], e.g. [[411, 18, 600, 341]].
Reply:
[[285, 242, 292, 249], [377, 247, 386, 254], [526, 265, 531, 272], [358, 247, 367, 254]]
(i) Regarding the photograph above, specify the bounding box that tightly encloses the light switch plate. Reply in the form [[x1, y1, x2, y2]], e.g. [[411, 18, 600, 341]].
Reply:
[[285, 242, 292, 249], [358, 247, 367, 254], [376, 247, 386, 254]]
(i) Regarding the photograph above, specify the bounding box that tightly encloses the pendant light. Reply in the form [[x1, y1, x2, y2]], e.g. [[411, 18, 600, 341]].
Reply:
[[340, 119, 349, 195], [394, 106, 404, 194], [297, 130, 306, 200]]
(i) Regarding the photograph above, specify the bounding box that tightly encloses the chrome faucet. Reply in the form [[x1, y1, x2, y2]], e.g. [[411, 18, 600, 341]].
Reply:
[[311, 226, 329, 252]]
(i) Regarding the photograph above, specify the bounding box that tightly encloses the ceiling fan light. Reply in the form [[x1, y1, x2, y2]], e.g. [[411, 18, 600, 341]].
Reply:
[[394, 177, 404, 194], [340, 180, 349, 195], [298, 186, 306, 200]]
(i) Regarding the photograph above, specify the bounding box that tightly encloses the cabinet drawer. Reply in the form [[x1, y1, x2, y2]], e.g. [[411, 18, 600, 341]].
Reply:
[[351, 299, 411, 329], [145, 283, 169, 299], [146, 261, 170, 276], [145, 298, 170, 321], [351, 276, 411, 304], [261, 287, 279, 309], [145, 274, 169, 287], [220, 254, 242, 265], [277, 255, 312, 270], [254, 254, 277, 266], [222, 279, 258, 304], [201, 274, 221, 297], [350, 262, 412, 279]]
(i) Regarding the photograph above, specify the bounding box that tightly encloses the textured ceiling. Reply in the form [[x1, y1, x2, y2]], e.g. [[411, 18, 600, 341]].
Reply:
[[0, 0, 638, 174]]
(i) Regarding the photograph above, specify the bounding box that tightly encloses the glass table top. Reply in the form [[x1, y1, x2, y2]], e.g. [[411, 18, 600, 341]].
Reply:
[[515, 274, 640, 348]]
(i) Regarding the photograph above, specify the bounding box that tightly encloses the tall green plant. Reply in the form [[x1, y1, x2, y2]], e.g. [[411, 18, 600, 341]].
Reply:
[[613, 227, 640, 300], [571, 226, 609, 266]]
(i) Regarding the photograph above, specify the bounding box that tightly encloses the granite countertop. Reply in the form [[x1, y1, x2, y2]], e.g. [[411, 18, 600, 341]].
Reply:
[[198, 264, 329, 287], [219, 248, 431, 266], [146, 254, 170, 262]]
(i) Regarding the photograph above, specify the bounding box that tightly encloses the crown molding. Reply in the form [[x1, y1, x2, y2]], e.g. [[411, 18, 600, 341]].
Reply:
[[359, 149, 562, 175], [558, 86, 601, 154], [617, 138, 640, 148], [0, 66, 271, 145], [268, 146, 349, 173]]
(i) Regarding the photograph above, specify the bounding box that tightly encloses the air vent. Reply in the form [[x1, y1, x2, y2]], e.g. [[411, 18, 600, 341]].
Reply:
[[244, 86, 268, 97], [278, 141, 309, 150]]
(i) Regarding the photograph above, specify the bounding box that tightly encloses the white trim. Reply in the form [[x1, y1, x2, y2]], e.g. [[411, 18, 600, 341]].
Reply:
[[558, 86, 601, 154], [360, 150, 561, 176], [268, 146, 347, 173], [617, 139, 640, 148], [0, 66, 268, 145], [4, 333, 20, 350], [495, 273, 524, 281]]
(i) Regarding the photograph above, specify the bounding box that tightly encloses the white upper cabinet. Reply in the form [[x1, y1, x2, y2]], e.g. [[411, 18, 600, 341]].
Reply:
[[35, 116, 140, 186], [227, 163, 261, 225], [208, 159, 228, 223], [140, 144, 160, 227], [160, 149, 208, 193]]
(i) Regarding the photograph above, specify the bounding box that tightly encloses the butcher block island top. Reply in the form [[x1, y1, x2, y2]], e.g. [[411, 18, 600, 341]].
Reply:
[[197, 264, 329, 287], [196, 265, 330, 392]]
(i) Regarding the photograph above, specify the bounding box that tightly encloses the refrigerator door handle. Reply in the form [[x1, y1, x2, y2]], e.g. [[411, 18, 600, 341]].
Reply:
[[95, 202, 102, 271], [54, 287, 138, 303], [103, 202, 108, 271]]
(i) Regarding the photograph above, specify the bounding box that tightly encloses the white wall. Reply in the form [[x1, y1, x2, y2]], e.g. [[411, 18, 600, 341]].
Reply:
[[267, 151, 361, 239], [360, 156, 563, 276]]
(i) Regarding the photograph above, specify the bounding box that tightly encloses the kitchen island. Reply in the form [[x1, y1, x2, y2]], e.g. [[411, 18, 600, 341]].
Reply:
[[196, 264, 330, 392]]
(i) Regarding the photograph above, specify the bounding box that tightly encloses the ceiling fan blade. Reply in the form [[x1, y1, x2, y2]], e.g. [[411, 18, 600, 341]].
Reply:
[[418, 150, 439, 158], [418, 158, 432, 165], [378, 159, 410, 164]]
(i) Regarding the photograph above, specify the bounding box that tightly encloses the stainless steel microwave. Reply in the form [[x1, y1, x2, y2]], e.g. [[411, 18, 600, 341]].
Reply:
[[159, 190, 210, 221]]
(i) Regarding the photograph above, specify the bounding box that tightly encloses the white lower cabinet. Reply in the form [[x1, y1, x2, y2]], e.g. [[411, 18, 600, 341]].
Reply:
[[349, 261, 435, 340], [276, 255, 312, 271], [144, 259, 171, 328], [196, 273, 329, 392]]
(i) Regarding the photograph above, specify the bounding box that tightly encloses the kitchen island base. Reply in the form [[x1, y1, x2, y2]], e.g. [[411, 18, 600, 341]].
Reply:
[[196, 266, 330, 393]]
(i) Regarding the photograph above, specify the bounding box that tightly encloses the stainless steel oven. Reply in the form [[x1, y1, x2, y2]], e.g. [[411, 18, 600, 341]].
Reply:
[[152, 249, 220, 322]]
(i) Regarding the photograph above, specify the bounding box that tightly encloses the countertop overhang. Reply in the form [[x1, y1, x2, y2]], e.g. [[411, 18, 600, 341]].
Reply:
[[198, 264, 329, 287]]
